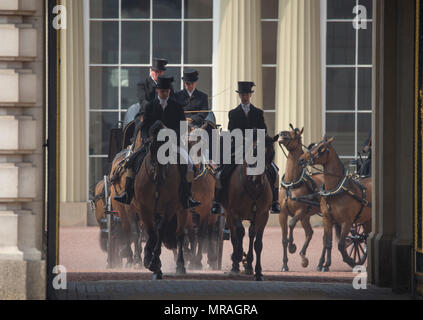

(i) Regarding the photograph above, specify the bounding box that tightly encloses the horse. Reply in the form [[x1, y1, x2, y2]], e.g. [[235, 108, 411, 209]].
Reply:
[[277, 125, 324, 272], [222, 133, 276, 281], [108, 150, 143, 268], [298, 137, 372, 271], [132, 120, 189, 280], [182, 120, 219, 270], [92, 179, 108, 252]]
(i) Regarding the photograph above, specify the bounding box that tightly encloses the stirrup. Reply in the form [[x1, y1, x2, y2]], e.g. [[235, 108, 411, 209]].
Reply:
[[187, 198, 201, 209], [270, 201, 281, 214], [211, 202, 223, 215]]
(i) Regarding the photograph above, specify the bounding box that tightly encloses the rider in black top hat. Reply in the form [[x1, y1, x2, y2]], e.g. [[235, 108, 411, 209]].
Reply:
[[115, 75, 200, 209], [175, 68, 210, 126], [136, 58, 175, 116], [211, 81, 281, 214]]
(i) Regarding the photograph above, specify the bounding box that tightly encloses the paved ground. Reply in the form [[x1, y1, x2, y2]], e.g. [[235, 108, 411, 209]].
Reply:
[[58, 226, 413, 300]]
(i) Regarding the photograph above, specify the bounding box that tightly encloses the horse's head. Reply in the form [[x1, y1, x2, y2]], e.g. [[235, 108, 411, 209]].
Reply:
[[298, 136, 335, 168], [278, 124, 304, 152]]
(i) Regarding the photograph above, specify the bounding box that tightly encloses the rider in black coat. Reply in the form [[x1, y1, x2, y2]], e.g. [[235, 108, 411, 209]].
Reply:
[[175, 69, 210, 127], [211, 82, 281, 214], [115, 76, 200, 209]]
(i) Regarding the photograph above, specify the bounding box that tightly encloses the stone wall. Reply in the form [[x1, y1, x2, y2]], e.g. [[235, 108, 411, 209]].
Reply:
[[0, 0, 45, 300]]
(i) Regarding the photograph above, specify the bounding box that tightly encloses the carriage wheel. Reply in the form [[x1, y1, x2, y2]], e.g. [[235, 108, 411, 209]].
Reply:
[[107, 213, 122, 269], [216, 215, 226, 270], [345, 223, 368, 266]]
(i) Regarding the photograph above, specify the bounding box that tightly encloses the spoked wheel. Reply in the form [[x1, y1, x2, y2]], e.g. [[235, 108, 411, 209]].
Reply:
[[345, 223, 368, 266]]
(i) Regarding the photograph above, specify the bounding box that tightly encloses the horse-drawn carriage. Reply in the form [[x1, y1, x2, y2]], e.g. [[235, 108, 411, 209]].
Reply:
[[93, 105, 229, 271]]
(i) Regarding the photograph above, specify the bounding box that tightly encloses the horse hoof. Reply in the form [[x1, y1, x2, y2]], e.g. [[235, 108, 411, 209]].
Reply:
[[288, 243, 297, 254], [228, 269, 240, 276], [244, 267, 254, 275], [321, 266, 330, 272], [317, 265, 323, 272], [152, 272, 163, 280], [301, 256, 309, 268], [281, 266, 289, 272], [134, 262, 143, 270], [176, 266, 187, 275], [254, 274, 264, 281]]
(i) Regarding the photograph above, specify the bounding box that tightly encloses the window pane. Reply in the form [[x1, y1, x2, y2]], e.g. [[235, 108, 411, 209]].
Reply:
[[184, 22, 212, 64], [122, 22, 150, 64], [153, 22, 181, 64], [89, 157, 111, 196], [90, 21, 119, 64], [153, 0, 182, 18], [359, 0, 373, 18], [263, 67, 276, 110], [264, 112, 276, 137], [122, 0, 150, 18], [90, 67, 119, 109], [358, 68, 372, 110], [261, 0, 279, 19], [184, 0, 213, 19], [358, 22, 372, 65], [262, 21, 278, 65], [89, 112, 119, 155], [327, 22, 355, 65], [327, 0, 356, 19], [326, 113, 355, 156], [326, 68, 355, 110], [195, 67, 212, 106], [121, 67, 149, 108], [165, 67, 182, 91], [357, 113, 371, 152], [90, 0, 118, 18]]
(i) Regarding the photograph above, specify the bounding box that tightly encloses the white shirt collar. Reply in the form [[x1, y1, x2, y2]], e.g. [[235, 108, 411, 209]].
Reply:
[[186, 88, 196, 97], [158, 97, 169, 110], [241, 103, 251, 114]]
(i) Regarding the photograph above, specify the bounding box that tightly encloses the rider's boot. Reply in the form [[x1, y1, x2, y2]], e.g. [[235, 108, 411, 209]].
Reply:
[[270, 186, 281, 214], [114, 169, 134, 204], [211, 189, 223, 214]]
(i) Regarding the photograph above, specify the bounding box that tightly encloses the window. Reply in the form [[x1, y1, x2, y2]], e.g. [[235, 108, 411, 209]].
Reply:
[[323, 0, 373, 165], [261, 0, 279, 136], [87, 0, 213, 191]]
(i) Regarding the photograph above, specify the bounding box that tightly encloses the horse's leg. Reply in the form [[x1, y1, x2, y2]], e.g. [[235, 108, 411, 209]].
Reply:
[[317, 217, 328, 271], [149, 214, 166, 280], [254, 230, 265, 281], [143, 226, 156, 269], [321, 217, 333, 272], [299, 215, 314, 268], [230, 220, 244, 274], [338, 222, 356, 268], [245, 223, 255, 275], [195, 232, 204, 270], [176, 232, 187, 275], [207, 223, 218, 270], [288, 213, 302, 254], [280, 213, 289, 272]]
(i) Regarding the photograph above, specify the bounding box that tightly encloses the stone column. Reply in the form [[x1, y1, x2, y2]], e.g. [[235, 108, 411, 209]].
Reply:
[[0, 0, 45, 300], [215, 0, 263, 129], [59, 0, 88, 226], [274, 0, 322, 171]]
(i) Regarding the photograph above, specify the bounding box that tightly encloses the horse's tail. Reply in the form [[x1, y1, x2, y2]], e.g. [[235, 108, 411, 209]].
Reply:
[[334, 223, 341, 241], [162, 215, 178, 250]]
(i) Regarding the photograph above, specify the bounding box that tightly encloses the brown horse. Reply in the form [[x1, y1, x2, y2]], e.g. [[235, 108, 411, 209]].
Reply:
[[183, 121, 218, 270], [299, 137, 372, 271], [222, 134, 276, 281], [92, 179, 108, 252], [108, 151, 143, 268], [132, 121, 189, 279], [277, 126, 324, 272]]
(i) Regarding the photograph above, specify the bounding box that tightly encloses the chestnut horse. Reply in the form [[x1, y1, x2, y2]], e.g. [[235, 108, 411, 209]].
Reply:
[[222, 134, 276, 281], [277, 126, 324, 272], [183, 121, 218, 270], [132, 121, 189, 280], [299, 137, 372, 271]]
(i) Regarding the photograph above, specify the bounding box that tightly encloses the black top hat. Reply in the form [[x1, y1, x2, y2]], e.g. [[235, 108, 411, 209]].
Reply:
[[182, 68, 199, 82], [152, 58, 168, 72], [156, 75, 174, 89], [236, 81, 255, 94]]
